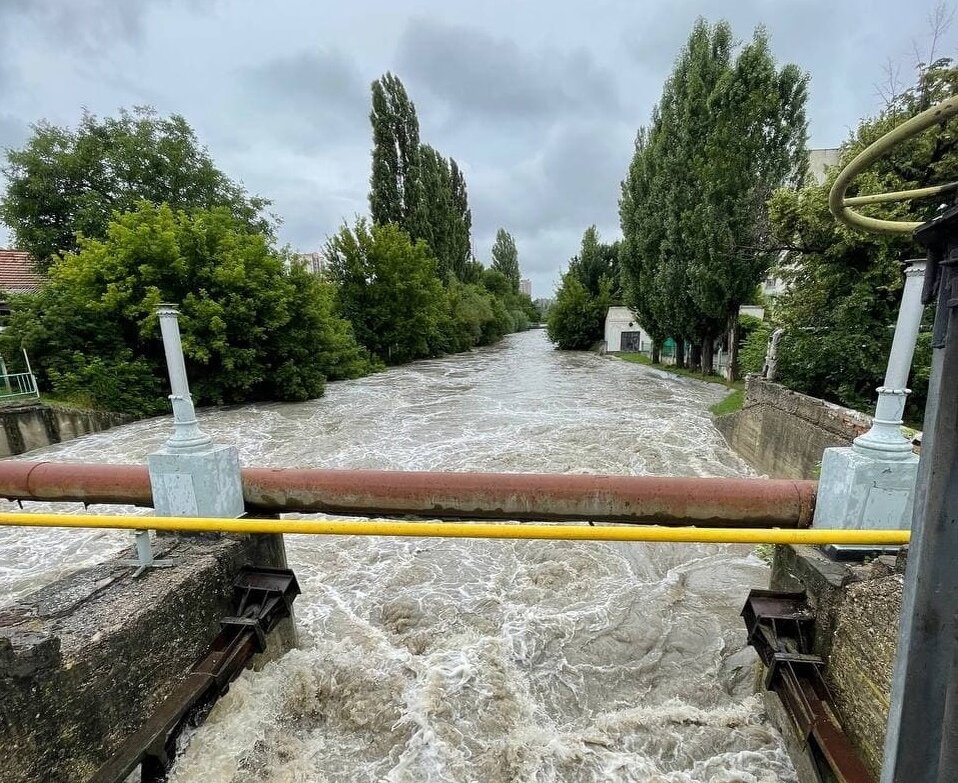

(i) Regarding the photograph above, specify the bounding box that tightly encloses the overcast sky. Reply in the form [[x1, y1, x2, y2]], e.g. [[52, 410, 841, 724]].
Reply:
[[0, 0, 952, 298]]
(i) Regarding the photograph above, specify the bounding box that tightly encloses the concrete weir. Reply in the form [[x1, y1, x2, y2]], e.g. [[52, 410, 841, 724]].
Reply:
[[0, 533, 293, 783]]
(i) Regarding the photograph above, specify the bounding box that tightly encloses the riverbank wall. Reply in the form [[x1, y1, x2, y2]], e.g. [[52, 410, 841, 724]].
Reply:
[[767, 544, 904, 780], [0, 403, 132, 457], [0, 533, 293, 783], [715, 377, 872, 479]]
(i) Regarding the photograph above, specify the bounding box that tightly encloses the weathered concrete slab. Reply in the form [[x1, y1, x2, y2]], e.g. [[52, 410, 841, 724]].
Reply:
[[0, 533, 292, 783], [0, 403, 132, 457], [827, 558, 903, 778], [715, 377, 871, 479]]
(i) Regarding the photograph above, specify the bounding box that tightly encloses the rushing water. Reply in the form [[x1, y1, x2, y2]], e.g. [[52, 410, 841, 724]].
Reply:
[[1, 330, 795, 781]]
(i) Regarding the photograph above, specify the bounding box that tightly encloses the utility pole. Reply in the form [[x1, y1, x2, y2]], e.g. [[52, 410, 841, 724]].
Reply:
[[881, 205, 958, 783]]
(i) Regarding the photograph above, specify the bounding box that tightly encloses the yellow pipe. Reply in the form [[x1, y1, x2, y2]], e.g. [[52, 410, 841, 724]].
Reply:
[[842, 180, 958, 207], [829, 95, 958, 235], [0, 512, 911, 546]]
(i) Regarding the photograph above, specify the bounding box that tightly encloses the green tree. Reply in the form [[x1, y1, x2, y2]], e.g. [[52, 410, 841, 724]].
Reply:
[[326, 219, 447, 364], [767, 60, 958, 421], [368, 73, 428, 240], [0, 108, 270, 270], [0, 203, 372, 415], [420, 144, 456, 280], [568, 226, 621, 300], [419, 145, 473, 283], [491, 228, 520, 291], [546, 274, 610, 350], [443, 280, 513, 350], [620, 126, 670, 363], [449, 159, 473, 279], [689, 25, 807, 377], [619, 19, 807, 374]]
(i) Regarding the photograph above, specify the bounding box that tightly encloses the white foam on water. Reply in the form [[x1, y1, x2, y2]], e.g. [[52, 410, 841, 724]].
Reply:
[[0, 332, 795, 780]]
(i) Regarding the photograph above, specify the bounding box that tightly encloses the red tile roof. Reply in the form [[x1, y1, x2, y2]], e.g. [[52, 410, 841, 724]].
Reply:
[[0, 250, 43, 294]]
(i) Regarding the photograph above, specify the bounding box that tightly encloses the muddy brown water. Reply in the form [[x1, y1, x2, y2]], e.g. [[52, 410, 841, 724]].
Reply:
[[1, 330, 794, 782]]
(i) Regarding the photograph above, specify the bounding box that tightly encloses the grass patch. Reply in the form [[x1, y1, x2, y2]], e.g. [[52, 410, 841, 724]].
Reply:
[[708, 388, 745, 416], [617, 353, 745, 391], [38, 393, 96, 411]]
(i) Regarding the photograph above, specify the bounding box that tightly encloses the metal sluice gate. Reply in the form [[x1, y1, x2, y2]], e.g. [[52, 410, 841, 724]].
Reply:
[[743, 590, 873, 783], [90, 567, 300, 783]]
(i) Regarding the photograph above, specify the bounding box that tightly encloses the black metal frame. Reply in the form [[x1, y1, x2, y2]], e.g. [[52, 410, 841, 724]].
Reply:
[[742, 589, 874, 783], [90, 566, 300, 783], [881, 206, 958, 783]]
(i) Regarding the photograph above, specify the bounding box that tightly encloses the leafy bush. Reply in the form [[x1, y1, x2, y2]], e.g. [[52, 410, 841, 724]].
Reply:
[[547, 275, 609, 350], [326, 220, 448, 364], [738, 316, 773, 376], [0, 202, 374, 415]]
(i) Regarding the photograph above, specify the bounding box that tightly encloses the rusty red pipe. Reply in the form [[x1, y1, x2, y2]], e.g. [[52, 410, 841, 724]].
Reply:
[[0, 462, 816, 528]]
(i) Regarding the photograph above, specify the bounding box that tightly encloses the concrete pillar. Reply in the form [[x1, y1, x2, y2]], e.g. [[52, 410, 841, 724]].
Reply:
[[813, 260, 925, 532], [147, 305, 245, 519]]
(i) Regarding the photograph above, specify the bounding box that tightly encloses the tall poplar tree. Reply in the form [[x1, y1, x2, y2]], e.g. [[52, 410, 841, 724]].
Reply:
[[449, 159, 472, 279], [491, 228, 520, 291], [620, 125, 669, 363], [368, 73, 428, 241], [619, 19, 807, 375]]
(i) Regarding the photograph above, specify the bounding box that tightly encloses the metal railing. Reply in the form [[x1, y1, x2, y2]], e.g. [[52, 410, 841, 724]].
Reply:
[[0, 370, 39, 401], [0, 348, 39, 402]]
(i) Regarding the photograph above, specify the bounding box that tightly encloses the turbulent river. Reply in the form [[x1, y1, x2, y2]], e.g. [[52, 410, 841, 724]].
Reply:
[[1, 330, 796, 782]]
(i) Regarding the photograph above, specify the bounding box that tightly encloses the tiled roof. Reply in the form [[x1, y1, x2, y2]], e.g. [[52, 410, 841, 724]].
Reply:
[[0, 250, 43, 294]]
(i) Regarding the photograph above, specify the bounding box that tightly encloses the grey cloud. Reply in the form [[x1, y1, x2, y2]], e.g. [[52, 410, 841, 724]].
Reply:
[[469, 119, 632, 295], [396, 18, 622, 125], [0, 0, 212, 51], [238, 49, 370, 153], [471, 120, 632, 236]]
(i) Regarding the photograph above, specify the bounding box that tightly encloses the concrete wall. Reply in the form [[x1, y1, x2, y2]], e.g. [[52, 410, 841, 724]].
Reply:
[[715, 376, 872, 479], [0, 403, 131, 457], [0, 533, 293, 783], [771, 544, 903, 780]]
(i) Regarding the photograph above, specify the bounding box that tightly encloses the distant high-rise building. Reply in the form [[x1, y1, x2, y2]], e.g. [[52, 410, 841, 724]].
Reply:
[[520, 278, 532, 297], [296, 251, 326, 276]]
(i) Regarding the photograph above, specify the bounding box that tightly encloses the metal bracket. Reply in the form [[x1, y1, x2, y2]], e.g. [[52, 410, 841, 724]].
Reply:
[[742, 589, 875, 783], [117, 530, 176, 578]]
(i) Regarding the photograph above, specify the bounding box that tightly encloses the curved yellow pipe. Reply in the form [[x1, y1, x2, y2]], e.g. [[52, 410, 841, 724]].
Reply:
[[0, 512, 910, 546], [829, 95, 958, 235]]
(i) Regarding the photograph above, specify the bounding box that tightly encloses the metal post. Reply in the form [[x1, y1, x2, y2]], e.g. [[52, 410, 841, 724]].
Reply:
[[854, 259, 927, 459], [124, 306, 210, 575], [881, 210, 958, 783], [21, 348, 37, 398], [763, 327, 784, 381], [0, 354, 11, 395], [813, 260, 924, 539], [155, 305, 212, 453]]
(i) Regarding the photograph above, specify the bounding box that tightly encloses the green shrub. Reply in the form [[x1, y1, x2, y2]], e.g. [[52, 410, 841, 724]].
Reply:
[[739, 317, 773, 376], [0, 202, 375, 414]]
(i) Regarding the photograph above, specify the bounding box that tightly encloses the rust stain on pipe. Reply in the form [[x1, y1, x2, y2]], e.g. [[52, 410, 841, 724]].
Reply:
[[0, 462, 816, 528], [241, 468, 816, 528], [1, 461, 153, 506]]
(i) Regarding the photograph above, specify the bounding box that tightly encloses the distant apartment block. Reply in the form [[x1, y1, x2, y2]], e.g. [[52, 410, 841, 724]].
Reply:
[[296, 251, 326, 275], [520, 278, 532, 297]]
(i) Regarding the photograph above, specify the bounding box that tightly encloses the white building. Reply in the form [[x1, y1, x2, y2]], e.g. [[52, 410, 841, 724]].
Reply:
[[604, 307, 653, 353], [295, 251, 326, 276], [520, 278, 532, 297]]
